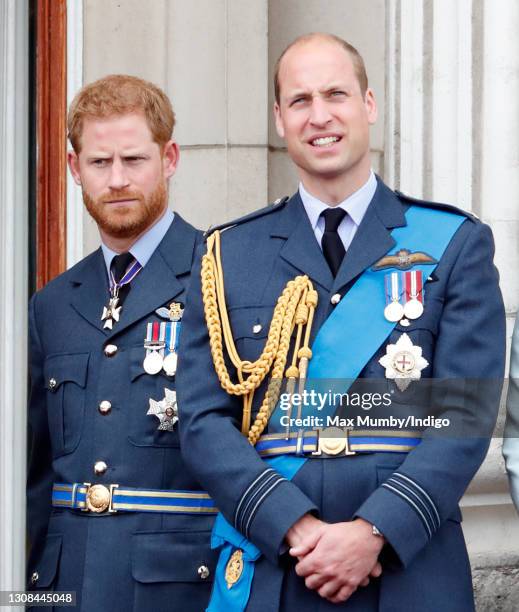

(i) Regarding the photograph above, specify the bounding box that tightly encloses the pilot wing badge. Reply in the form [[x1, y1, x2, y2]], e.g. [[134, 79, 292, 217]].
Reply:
[[373, 248, 437, 271]]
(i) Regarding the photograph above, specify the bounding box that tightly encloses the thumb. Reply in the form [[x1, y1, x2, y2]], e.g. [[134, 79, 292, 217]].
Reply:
[[289, 528, 322, 557]]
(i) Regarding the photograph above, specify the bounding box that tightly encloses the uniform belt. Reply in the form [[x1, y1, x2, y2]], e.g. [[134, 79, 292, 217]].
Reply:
[[52, 483, 217, 515], [256, 427, 422, 458]]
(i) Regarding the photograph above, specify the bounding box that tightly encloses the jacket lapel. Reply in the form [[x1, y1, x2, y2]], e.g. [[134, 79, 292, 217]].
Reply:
[[274, 192, 334, 291], [333, 179, 407, 293], [69, 249, 111, 336], [107, 213, 198, 339]]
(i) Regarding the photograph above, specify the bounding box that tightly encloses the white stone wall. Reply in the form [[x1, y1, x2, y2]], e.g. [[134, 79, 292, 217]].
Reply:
[[79, 0, 519, 575]]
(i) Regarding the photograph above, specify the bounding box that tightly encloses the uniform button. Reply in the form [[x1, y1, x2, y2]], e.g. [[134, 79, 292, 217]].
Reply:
[[94, 461, 108, 475], [104, 344, 118, 357], [198, 565, 210, 580], [48, 378, 57, 391], [98, 400, 112, 415], [330, 293, 341, 305], [252, 324, 262, 334], [31, 571, 39, 584]]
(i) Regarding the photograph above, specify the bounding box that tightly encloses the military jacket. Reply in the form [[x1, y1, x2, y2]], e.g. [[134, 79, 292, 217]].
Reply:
[[27, 214, 217, 612], [177, 179, 505, 612]]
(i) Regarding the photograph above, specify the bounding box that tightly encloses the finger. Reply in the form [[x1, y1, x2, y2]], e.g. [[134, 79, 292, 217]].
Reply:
[[295, 557, 316, 577], [360, 577, 370, 587], [289, 543, 313, 557], [370, 562, 383, 578], [289, 528, 322, 558], [294, 551, 320, 577], [304, 573, 327, 591], [318, 579, 342, 599], [328, 585, 356, 604]]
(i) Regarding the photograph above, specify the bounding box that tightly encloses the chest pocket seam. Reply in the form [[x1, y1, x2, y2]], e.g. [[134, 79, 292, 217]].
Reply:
[[43, 353, 89, 457]]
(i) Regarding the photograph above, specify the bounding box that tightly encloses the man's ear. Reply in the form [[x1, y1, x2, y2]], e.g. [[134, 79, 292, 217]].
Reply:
[[274, 102, 286, 138], [67, 150, 82, 185], [364, 88, 378, 125], [162, 140, 180, 179]]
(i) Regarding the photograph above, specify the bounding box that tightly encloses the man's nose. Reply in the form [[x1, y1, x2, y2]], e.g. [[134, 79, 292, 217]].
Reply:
[[108, 159, 130, 190], [309, 96, 332, 127]]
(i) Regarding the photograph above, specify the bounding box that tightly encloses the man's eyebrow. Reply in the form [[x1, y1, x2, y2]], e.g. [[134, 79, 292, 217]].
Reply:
[[286, 90, 311, 101]]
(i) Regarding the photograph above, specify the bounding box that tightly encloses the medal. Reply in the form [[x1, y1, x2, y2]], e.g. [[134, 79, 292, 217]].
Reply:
[[143, 350, 163, 375], [403, 270, 424, 320], [379, 333, 429, 391], [100, 257, 142, 329], [163, 352, 178, 377], [147, 388, 178, 431], [143, 322, 165, 374], [101, 294, 122, 330], [163, 320, 181, 376], [384, 272, 404, 322]]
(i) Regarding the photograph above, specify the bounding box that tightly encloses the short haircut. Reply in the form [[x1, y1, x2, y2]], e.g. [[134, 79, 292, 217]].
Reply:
[[273, 33, 369, 104], [67, 74, 175, 153]]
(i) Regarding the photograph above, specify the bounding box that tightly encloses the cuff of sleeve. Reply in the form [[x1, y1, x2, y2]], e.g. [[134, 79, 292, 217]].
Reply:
[[355, 477, 436, 568], [244, 478, 318, 564]]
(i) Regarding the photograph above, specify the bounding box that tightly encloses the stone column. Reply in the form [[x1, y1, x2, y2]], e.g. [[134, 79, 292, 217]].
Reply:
[[0, 0, 28, 594], [385, 1, 519, 603]]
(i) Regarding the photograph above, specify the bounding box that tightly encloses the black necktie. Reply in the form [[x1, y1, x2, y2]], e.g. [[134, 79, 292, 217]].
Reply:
[[110, 252, 134, 306], [321, 208, 347, 276]]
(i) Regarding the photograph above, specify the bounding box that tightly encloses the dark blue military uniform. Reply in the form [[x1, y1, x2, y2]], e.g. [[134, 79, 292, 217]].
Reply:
[[27, 214, 218, 611], [177, 179, 505, 611]]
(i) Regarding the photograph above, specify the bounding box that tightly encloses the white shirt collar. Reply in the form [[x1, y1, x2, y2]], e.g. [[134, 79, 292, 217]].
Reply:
[[299, 171, 377, 231]]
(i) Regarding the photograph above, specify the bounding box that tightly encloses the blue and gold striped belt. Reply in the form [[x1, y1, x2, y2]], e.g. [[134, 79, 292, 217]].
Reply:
[[52, 483, 218, 515], [256, 427, 422, 458]]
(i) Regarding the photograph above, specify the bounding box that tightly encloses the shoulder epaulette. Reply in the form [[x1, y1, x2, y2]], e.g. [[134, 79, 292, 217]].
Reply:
[[395, 190, 479, 222], [203, 196, 290, 237]]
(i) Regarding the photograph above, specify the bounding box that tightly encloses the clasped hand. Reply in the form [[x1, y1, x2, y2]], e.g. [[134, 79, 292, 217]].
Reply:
[[286, 515, 384, 604]]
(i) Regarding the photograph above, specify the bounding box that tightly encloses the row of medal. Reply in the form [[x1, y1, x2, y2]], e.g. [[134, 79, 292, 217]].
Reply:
[[379, 269, 429, 391], [383, 270, 424, 325], [143, 320, 181, 376]]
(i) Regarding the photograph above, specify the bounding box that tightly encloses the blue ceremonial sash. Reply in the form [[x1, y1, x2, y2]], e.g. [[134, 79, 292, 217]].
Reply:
[[207, 205, 466, 612]]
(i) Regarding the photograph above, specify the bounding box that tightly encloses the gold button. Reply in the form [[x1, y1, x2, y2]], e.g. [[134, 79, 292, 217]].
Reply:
[[330, 293, 341, 305], [94, 460, 108, 475], [252, 324, 262, 334], [98, 400, 112, 415], [198, 565, 210, 580], [31, 571, 39, 584], [48, 377, 57, 390], [104, 344, 118, 357]]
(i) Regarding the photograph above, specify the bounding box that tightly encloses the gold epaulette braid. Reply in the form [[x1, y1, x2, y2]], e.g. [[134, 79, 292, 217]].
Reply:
[[201, 230, 318, 445]]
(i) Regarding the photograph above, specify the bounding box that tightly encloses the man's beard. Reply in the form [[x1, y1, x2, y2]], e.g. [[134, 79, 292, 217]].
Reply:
[[83, 181, 167, 239]]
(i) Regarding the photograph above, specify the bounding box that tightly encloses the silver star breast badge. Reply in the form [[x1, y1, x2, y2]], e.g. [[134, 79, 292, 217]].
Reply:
[[379, 333, 429, 391], [101, 296, 122, 330], [147, 388, 178, 431]]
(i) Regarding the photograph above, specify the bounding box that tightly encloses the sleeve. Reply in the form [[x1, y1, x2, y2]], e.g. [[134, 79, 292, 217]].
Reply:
[[177, 245, 318, 564], [355, 221, 506, 567], [503, 314, 519, 512], [26, 293, 54, 579]]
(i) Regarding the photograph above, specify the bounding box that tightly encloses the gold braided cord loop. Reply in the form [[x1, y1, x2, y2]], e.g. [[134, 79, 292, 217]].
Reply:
[[201, 230, 318, 444]]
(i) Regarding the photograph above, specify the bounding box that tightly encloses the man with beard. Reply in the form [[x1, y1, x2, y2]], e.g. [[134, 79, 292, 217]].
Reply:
[[177, 34, 505, 611], [26, 75, 218, 611]]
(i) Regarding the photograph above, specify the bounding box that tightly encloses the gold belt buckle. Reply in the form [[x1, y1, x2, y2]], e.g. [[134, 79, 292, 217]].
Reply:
[[312, 426, 356, 457], [83, 483, 119, 513]]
